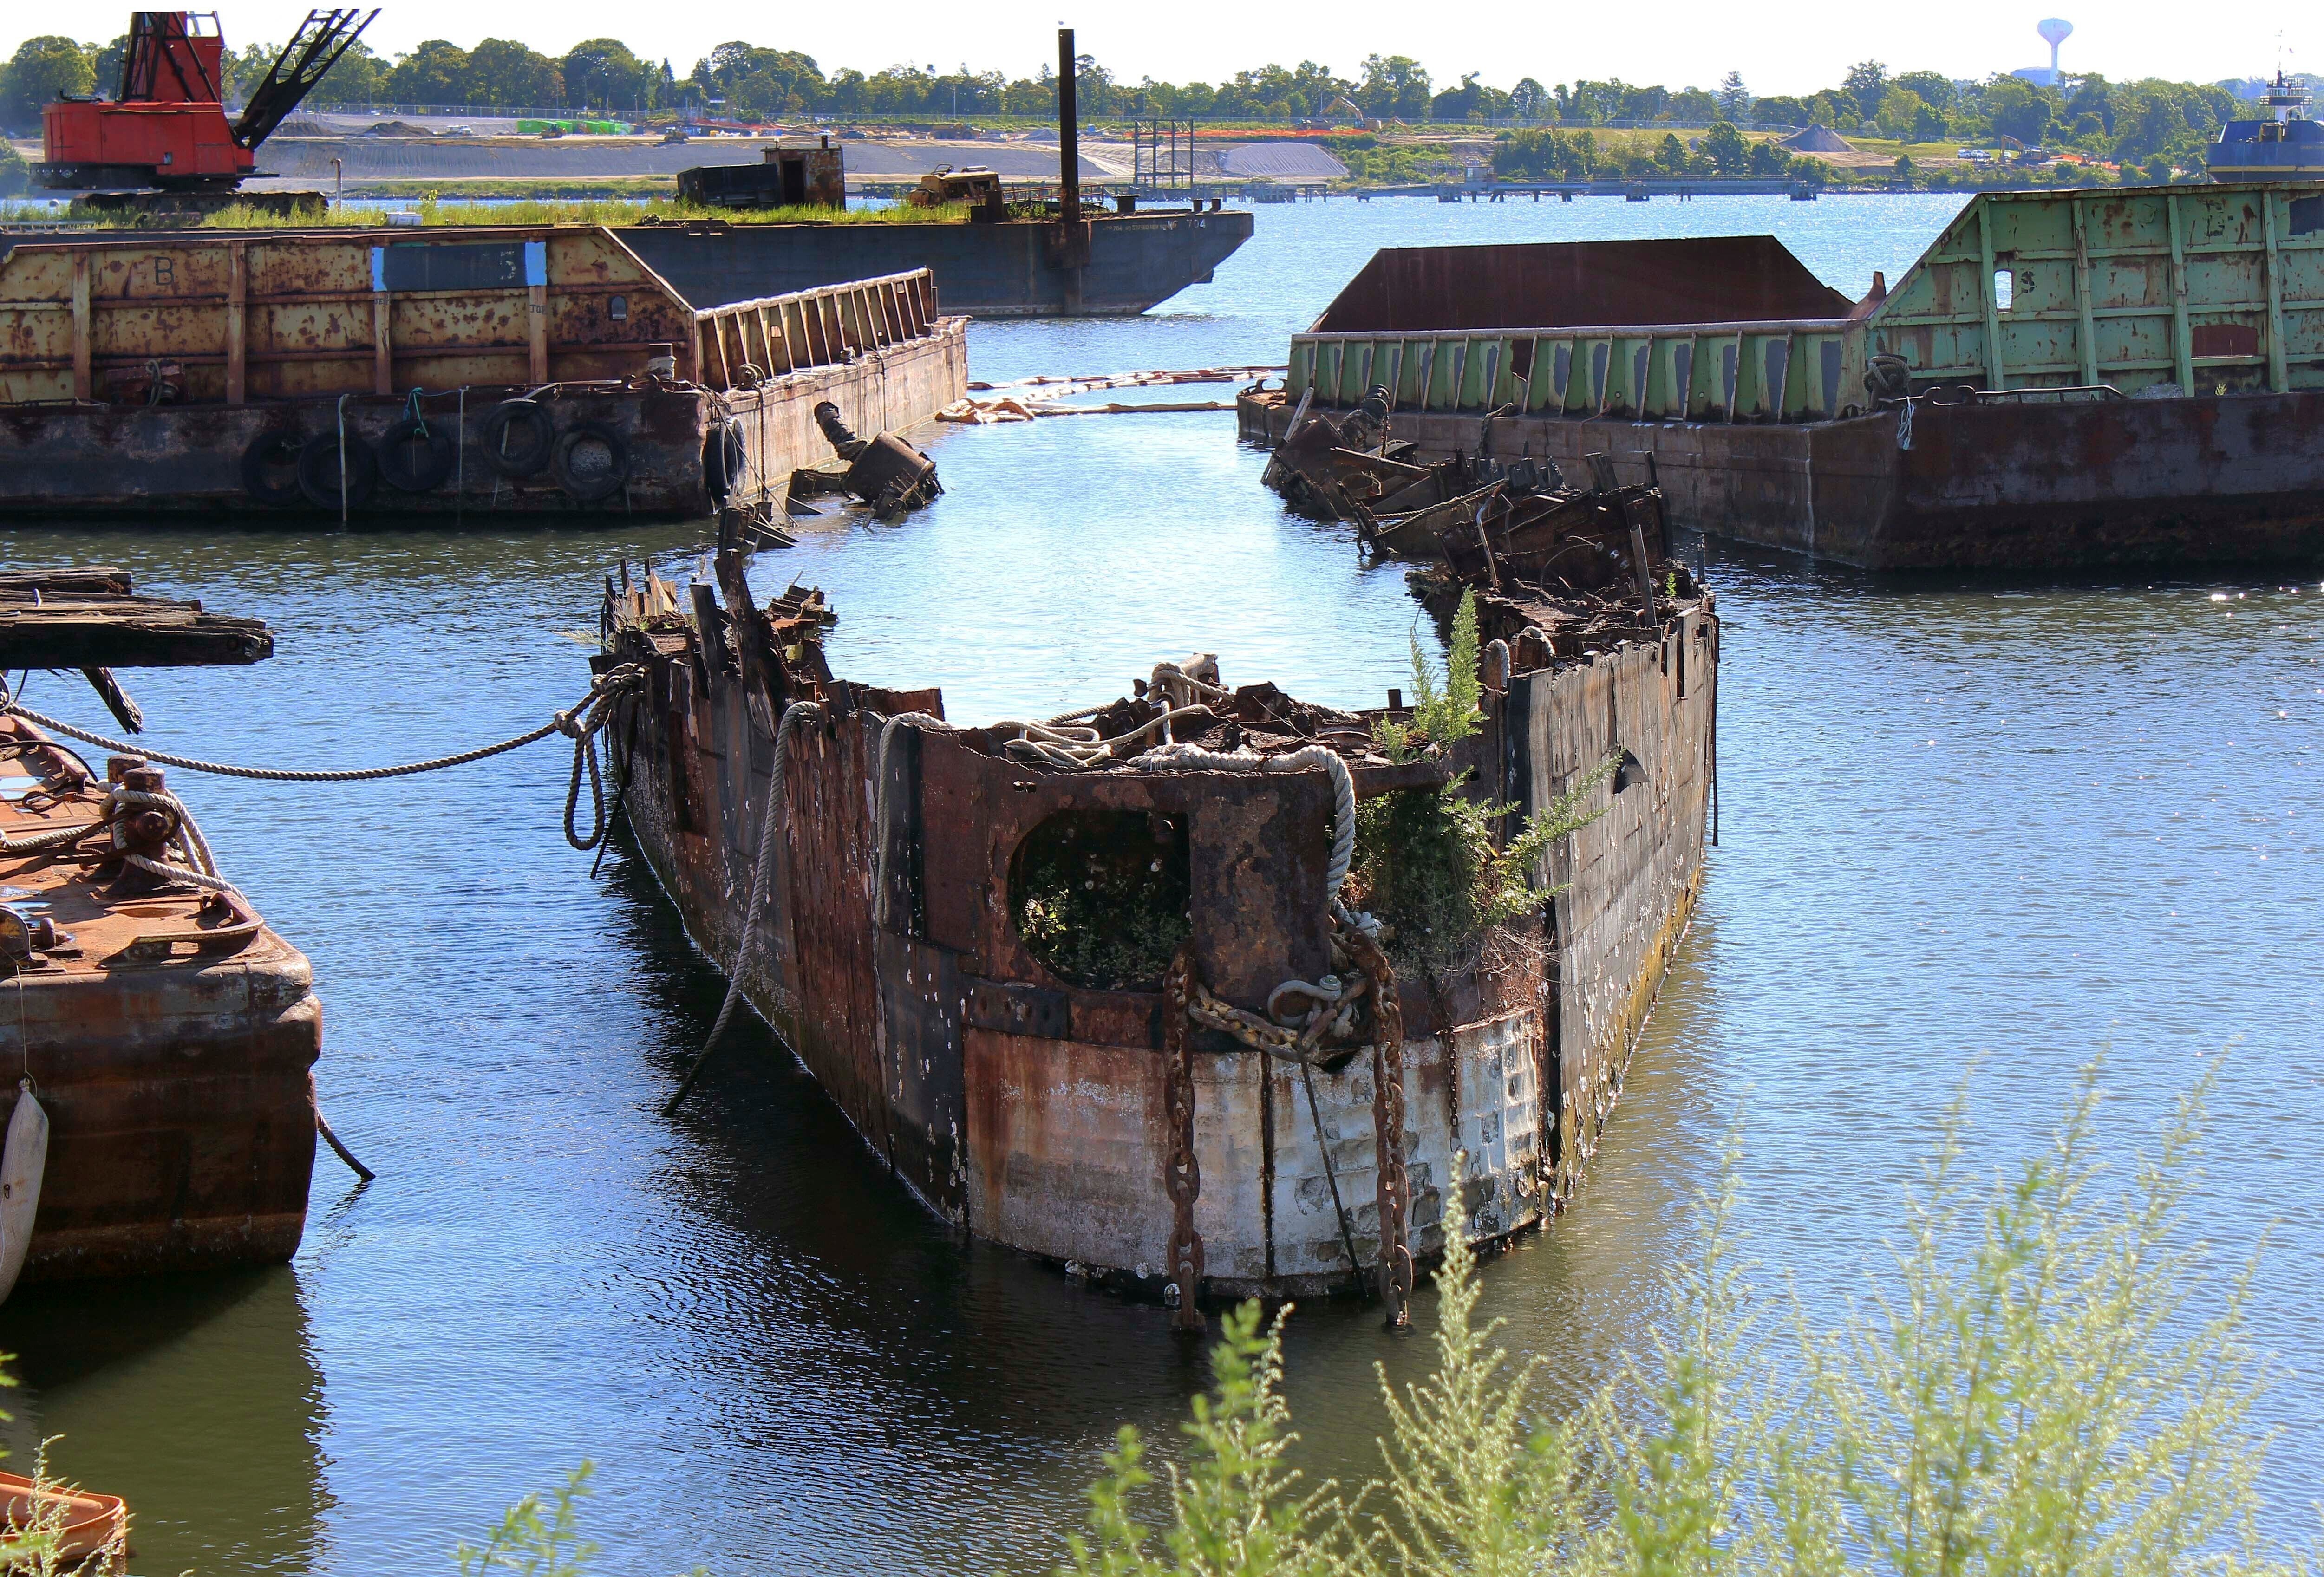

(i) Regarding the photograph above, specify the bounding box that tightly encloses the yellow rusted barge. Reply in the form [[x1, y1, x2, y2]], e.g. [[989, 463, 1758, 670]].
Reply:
[[0, 226, 966, 520], [598, 502, 1714, 1312]]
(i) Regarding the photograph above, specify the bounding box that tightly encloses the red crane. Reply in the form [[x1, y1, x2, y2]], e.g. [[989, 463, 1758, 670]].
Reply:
[[36, 10, 378, 193]]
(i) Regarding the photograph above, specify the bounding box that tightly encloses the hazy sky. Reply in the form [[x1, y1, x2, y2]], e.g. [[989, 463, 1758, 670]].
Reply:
[[6, 1, 2307, 95]]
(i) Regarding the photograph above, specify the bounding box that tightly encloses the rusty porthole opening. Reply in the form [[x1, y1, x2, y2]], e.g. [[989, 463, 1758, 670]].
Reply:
[[1008, 808, 1191, 991]]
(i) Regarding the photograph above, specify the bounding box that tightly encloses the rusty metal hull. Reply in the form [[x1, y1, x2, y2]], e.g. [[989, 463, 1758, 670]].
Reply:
[[1240, 390, 2324, 570], [601, 569, 1715, 1300], [0, 323, 966, 521], [0, 719, 321, 1283]]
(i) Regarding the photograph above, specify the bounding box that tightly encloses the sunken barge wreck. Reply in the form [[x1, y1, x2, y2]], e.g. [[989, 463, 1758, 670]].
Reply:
[[0, 225, 963, 520], [597, 492, 1716, 1310], [1240, 183, 2324, 569]]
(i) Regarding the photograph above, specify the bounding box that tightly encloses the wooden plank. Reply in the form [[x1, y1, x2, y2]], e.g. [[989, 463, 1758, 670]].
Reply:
[[0, 593, 273, 668], [225, 242, 247, 405]]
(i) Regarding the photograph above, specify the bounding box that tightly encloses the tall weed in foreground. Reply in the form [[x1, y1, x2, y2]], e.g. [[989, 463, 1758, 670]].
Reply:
[[457, 1066, 2302, 1577]]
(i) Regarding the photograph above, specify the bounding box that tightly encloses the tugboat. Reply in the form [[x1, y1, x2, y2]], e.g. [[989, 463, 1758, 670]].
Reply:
[[2206, 72, 2324, 180]]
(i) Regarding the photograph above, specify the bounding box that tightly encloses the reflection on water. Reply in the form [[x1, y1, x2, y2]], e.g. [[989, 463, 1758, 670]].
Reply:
[[0, 195, 2318, 1573], [0, 1269, 329, 1573]]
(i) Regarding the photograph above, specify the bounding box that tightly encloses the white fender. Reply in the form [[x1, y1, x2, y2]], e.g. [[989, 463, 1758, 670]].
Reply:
[[0, 1083, 49, 1306]]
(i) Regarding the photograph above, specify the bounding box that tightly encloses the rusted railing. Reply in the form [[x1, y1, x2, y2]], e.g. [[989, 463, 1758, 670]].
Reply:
[[692, 269, 940, 392]]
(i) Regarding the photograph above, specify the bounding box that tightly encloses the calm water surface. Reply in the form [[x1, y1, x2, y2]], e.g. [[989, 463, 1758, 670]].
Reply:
[[2, 195, 2318, 1575]]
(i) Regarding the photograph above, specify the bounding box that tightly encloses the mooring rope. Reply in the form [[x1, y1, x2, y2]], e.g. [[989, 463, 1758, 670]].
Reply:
[[664, 697, 822, 1116], [1, 667, 645, 854]]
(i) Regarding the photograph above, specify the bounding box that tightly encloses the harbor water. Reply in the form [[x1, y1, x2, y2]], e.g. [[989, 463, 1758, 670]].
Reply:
[[1, 194, 2317, 1574]]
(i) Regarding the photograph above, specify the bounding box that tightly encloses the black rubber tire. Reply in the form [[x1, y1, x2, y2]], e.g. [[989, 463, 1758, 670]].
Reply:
[[375, 416, 456, 492], [295, 432, 379, 511], [703, 415, 748, 503], [479, 398, 555, 478], [550, 421, 631, 503], [240, 431, 307, 507]]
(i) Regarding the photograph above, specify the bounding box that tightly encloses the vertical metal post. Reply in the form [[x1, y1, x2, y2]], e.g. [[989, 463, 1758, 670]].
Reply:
[[2070, 199, 2098, 386], [225, 241, 248, 406], [69, 251, 91, 402], [372, 287, 392, 395], [2166, 191, 2194, 392], [1057, 27, 1080, 220], [2262, 190, 2288, 392], [1977, 198, 2006, 392]]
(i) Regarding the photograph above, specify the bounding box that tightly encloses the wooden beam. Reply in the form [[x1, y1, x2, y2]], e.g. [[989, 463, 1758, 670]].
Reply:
[[226, 241, 248, 405], [0, 592, 274, 669]]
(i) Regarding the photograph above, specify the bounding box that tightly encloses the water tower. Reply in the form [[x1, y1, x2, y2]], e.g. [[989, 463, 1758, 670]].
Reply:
[[2037, 18, 2073, 80]]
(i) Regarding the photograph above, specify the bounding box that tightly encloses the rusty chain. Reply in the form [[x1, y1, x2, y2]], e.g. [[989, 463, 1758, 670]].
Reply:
[[1346, 925, 1412, 1328], [1162, 946, 1207, 1332]]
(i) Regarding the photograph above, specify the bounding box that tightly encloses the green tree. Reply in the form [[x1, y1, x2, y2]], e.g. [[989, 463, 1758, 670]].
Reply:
[[561, 40, 651, 111], [463, 40, 562, 108], [87, 34, 129, 99], [1984, 73, 2058, 144], [1752, 93, 1810, 126], [1874, 85, 1927, 138], [1701, 118, 1748, 172], [1, 35, 95, 128], [1895, 68, 1956, 109], [1509, 77, 1550, 120], [1913, 99, 1949, 141], [1716, 69, 1750, 119], [0, 139, 29, 195], [383, 40, 470, 105], [1356, 53, 1430, 119], [1842, 58, 1889, 118]]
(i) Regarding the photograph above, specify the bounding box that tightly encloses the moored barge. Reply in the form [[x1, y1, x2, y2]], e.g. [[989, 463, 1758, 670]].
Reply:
[[0, 226, 965, 521], [597, 514, 1716, 1308], [0, 570, 320, 1289], [1240, 184, 2324, 570]]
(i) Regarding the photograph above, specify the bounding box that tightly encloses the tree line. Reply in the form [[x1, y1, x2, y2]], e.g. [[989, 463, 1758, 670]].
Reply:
[[0, 30, 2254, 173]]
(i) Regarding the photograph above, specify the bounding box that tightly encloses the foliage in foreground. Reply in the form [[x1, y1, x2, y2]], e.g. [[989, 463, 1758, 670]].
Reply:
[[457, 1066, 2300, 1576], [1064, 1065, 2294, 1577]]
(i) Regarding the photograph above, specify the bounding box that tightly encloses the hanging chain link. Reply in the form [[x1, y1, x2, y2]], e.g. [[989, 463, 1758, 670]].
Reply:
[[1346, 927, 1412, 1328], [1162, 945, 1207, 1332]]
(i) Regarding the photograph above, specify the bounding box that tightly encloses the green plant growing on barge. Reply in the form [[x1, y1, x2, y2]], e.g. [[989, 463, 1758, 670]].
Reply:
[[1358, 589, 1615, 970]]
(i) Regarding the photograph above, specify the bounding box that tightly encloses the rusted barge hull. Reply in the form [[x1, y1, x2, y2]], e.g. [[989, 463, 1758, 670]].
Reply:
[[599, 557, 1715, 1299], [0, 225, 964, 521], [1249, 185, 2324, 570], [1, 620, 320, 1283], [1238, 389, 2324, 568]]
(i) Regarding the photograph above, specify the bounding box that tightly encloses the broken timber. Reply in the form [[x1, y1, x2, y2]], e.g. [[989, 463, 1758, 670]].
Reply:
[[0, 568, 273, 669]]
